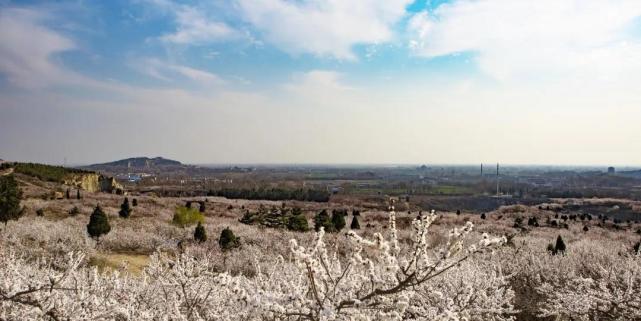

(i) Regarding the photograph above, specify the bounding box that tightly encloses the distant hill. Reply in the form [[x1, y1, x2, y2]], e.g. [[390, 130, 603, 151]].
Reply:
[[88, 157, 182, 169], [619, 170, 641, 179]]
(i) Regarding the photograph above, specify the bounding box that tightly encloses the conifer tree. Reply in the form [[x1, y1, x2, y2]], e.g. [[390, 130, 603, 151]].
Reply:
[[634, 240, 640, 254], [76, 189, 81, 200], [199, 201, 206, 213], [554, 235, 566, 255], [194, 222, 207, 243], [0, 174, 23, 225], [314, 209, 334, 232], [287, 214, 309, 232], [350, 215, 360, 229], [119, 197, 132, 218], [331, 210, 346, 231], [219, 227, 240, 251], [87, 205, 111, 239], [65, 188, 70, 199]]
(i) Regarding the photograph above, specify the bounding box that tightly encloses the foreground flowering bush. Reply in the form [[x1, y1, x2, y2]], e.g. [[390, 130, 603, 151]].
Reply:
[[0, 208, 511, 320]]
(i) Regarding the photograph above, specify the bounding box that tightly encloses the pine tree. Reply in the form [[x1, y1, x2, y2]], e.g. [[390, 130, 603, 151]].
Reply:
[[76, 189, 81, 199], [132, 198, 138, 207], [119, 197, 132, 218], [554, 235, 566, 255], [194, 222, 207, 243], [350, 215, 360, 229], [0, 174, 23, 225], [87, 205, 111, 239], [287, 214, 309, 232], [331, 210, 346, 231], [199, 201, 206, 213], [219, 227, 240, 251], [65, 189, 70, 199], [314, 209, 335, 232]]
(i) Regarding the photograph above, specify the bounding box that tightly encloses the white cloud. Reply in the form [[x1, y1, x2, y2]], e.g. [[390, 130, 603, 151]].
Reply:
[[137, 58, 225, 86], [408, 0, 641, 82], [160, 6, 237, 44], [237, 0, 413, 60], [0, 8, 76, 88]]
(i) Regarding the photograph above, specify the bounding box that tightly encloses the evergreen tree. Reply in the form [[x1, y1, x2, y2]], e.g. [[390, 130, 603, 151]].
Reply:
[[554, 235, 566, 255], [219, 227, 240, 251], [331, 210, 346, 231], [119, 197, 132, 218], [350, 215, 360, 229], [314, 210, 335, 232], [132, 198, 138, 207], [65, 188, 70, 199], [634, 240, 640, 254], [352, 209, 360, 216], [194, 222, 207, 243], [287, 214, 309, 232], [0, 174, 23, 225], [199, 201, 206, 213], [87, 205, 111, 239], [76, 189, 81, 199]]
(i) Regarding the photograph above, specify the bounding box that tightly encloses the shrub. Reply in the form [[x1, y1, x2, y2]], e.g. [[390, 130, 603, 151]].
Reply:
[[513, 217, 523, 228], [583, 225, 589, 232], [456, 209, 461, 215], [194, 222, 207, 243], [69, 206, 80, 216], [554, 235, 566, 255], [119, 197, 132, 218], [480, 213, 486, 220], [199, 202, 206, 213], [287, 214, 309, 232], [0, 174, 23, 225], [172, 207, 204, 227], [36, 208, 44, 217], [219, 227, 240, 251], [331, 210, 346, 231], [87, 205, 111, 239], [314, 210, 334, 232], [350, 215, 360, 229], [132, 198, 138, 207], [634, 240, 640, 254]]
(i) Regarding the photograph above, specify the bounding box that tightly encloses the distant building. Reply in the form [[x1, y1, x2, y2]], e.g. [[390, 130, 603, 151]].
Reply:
[[608, 167, 616, 174]]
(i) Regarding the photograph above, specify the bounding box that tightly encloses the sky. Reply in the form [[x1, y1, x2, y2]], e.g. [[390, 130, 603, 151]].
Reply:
[[1, 0, 641, 166]]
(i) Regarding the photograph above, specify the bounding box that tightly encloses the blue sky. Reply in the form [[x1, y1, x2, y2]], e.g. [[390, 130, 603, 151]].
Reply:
[[1, 0, 641, 165]]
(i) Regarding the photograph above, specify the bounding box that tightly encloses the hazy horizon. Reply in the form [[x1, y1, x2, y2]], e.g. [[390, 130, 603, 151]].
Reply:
[[2, 1, 641, 166]]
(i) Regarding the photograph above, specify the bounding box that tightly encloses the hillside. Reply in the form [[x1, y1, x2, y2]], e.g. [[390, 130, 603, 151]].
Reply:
[[88, 157, 182, 169]]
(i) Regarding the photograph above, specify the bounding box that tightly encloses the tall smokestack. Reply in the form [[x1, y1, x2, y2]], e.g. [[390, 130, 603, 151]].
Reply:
[[496, 163, 500, 196]]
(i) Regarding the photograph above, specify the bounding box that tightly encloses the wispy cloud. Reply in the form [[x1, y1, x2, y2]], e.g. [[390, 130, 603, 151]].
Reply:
[[236, 0, 412, 60], [136, 58, 225, 86], [160, 5, 237, 44], [408, 0, 641, 83]]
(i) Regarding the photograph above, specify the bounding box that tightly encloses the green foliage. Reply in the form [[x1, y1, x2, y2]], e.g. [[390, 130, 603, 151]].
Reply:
[[219, 227, 240, 251], [287, 214, 309, 232], [172, 206, 204, 227], [0, 175, 23, 225], [13, 162, 92, 183], [194, 222, 207, 243], [331, 210, 347, 231], [211, 188, 330, 202], [314, 210, 335, 232], [69, 206, 80, 216], [87, 205, 111, 239], [350, 215, 360, 229], [119, 197, 132, 218]]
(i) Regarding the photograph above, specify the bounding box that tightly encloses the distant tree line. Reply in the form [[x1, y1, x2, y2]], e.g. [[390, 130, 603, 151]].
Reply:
[[4, 162, 93, 183], [209, 188, 330, 202]]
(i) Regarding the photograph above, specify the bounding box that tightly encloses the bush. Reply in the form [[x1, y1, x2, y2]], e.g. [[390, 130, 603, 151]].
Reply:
[[219, 227, 240, 251], [583, 225, 589, 232], [480, 213, 486, 220], [314, 210, 335, 232], [350, 215, 360, 229], [69, 206, 80, 216], [87, 205, 111, 239], [199, 202, 206, 213], [634, 240, 640, 254], [331, 210, 346, 231], [119, 197, 132, 218], [0, 174, 23, 225], [172, 207, 204, 227], [194, 222, 207, 243], [36, 208, 45, 217], [287, 214, 309, 232], [132, 198, 138, 207], [553, 235, 566, 255]]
